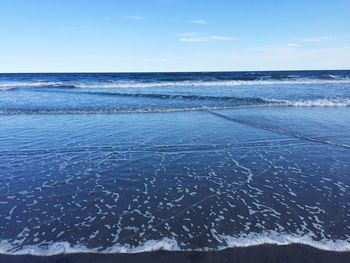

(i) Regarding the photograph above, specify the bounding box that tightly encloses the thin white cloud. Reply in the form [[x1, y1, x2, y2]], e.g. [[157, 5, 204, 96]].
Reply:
[[191, 19, 207, 24], [287, 43, 300, 47], [180, 36, 238, 42], [176, 32, 199, 37], [124, 15, 144, 20], [300, 36, 334, 43], [209, 35, 237, 41], [176, 32, 238, 42]]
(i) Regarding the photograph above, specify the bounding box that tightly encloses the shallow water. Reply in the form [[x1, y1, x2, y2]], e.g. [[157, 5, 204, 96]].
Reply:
[[0, 71, 350, 254]]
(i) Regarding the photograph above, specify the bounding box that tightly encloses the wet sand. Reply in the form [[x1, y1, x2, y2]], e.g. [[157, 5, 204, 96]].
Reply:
[[1, 244, 350, 263]]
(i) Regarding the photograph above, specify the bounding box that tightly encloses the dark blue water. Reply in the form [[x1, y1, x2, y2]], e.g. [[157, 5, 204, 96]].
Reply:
[[0, 71, 350, 254], [1, 70, 350, 114]]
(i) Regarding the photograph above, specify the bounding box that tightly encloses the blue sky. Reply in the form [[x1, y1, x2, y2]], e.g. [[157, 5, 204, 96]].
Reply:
[[0, 0, 349, 72]]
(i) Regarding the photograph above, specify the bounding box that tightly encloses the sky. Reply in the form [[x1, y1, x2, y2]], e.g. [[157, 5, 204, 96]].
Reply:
[[0, 0, 349, 72]]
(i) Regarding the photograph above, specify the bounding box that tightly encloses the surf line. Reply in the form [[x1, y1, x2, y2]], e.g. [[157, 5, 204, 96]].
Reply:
[[207, 111, 350, 150]]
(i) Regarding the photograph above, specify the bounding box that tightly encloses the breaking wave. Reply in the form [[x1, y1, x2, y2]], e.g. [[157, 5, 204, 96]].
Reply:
[[282, 98, 350, 107], [1, 77, 350, 91], [0, 97, 349, 115], [1, 231, 350, 255]]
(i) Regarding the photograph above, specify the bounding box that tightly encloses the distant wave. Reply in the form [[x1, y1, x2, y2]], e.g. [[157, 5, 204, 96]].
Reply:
[[1, 99, 349, 115], [281, 98, 350, 107], [0, 81, 61, 88], [0, 82, 76, 90], [49, 90, 271, 103], [33, 78, 350, 88], [53, 91, 350, 107], [0, 106, 249, 115], [1, 231, 349, 255], [1, 78, 350, 90]]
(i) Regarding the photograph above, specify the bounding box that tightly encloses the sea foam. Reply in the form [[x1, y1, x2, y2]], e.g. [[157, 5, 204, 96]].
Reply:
[[1, 232, 350, 255], [1, 78, 350, 90], [282, 98, 350, 107]]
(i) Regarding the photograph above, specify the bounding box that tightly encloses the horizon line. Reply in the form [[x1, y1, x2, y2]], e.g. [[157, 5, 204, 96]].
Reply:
[[1, 68, 349, 74]]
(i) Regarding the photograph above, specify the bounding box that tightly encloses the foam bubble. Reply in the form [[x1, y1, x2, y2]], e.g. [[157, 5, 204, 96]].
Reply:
[[1, 233, 350, 255], [0, 238, 180, 255], [218, 231, 350, 252]]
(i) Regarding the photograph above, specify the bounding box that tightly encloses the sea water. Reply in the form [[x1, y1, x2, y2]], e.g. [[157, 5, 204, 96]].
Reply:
[[0, 70, 350, 254]]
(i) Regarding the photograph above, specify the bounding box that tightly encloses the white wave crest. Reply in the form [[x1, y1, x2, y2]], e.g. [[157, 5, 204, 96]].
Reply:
[[1, 232, 350, 255], [218, 231, 350, 252], [1, 78, 350, 90], [0, 81, 66, 90], [0, 238, 180, 256], [283, 98, 350, 107], [70, 79, 350, 89]]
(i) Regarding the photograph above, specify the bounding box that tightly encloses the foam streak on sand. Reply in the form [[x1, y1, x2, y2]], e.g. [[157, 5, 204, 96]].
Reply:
[[1, 232, 350, 255]]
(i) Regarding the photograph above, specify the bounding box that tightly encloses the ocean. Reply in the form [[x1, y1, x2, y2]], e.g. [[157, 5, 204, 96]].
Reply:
[[0, 70, 350, 255]]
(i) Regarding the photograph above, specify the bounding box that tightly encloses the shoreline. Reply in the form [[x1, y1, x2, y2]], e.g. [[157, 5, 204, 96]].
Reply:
[[1, 244, 350, 263]]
